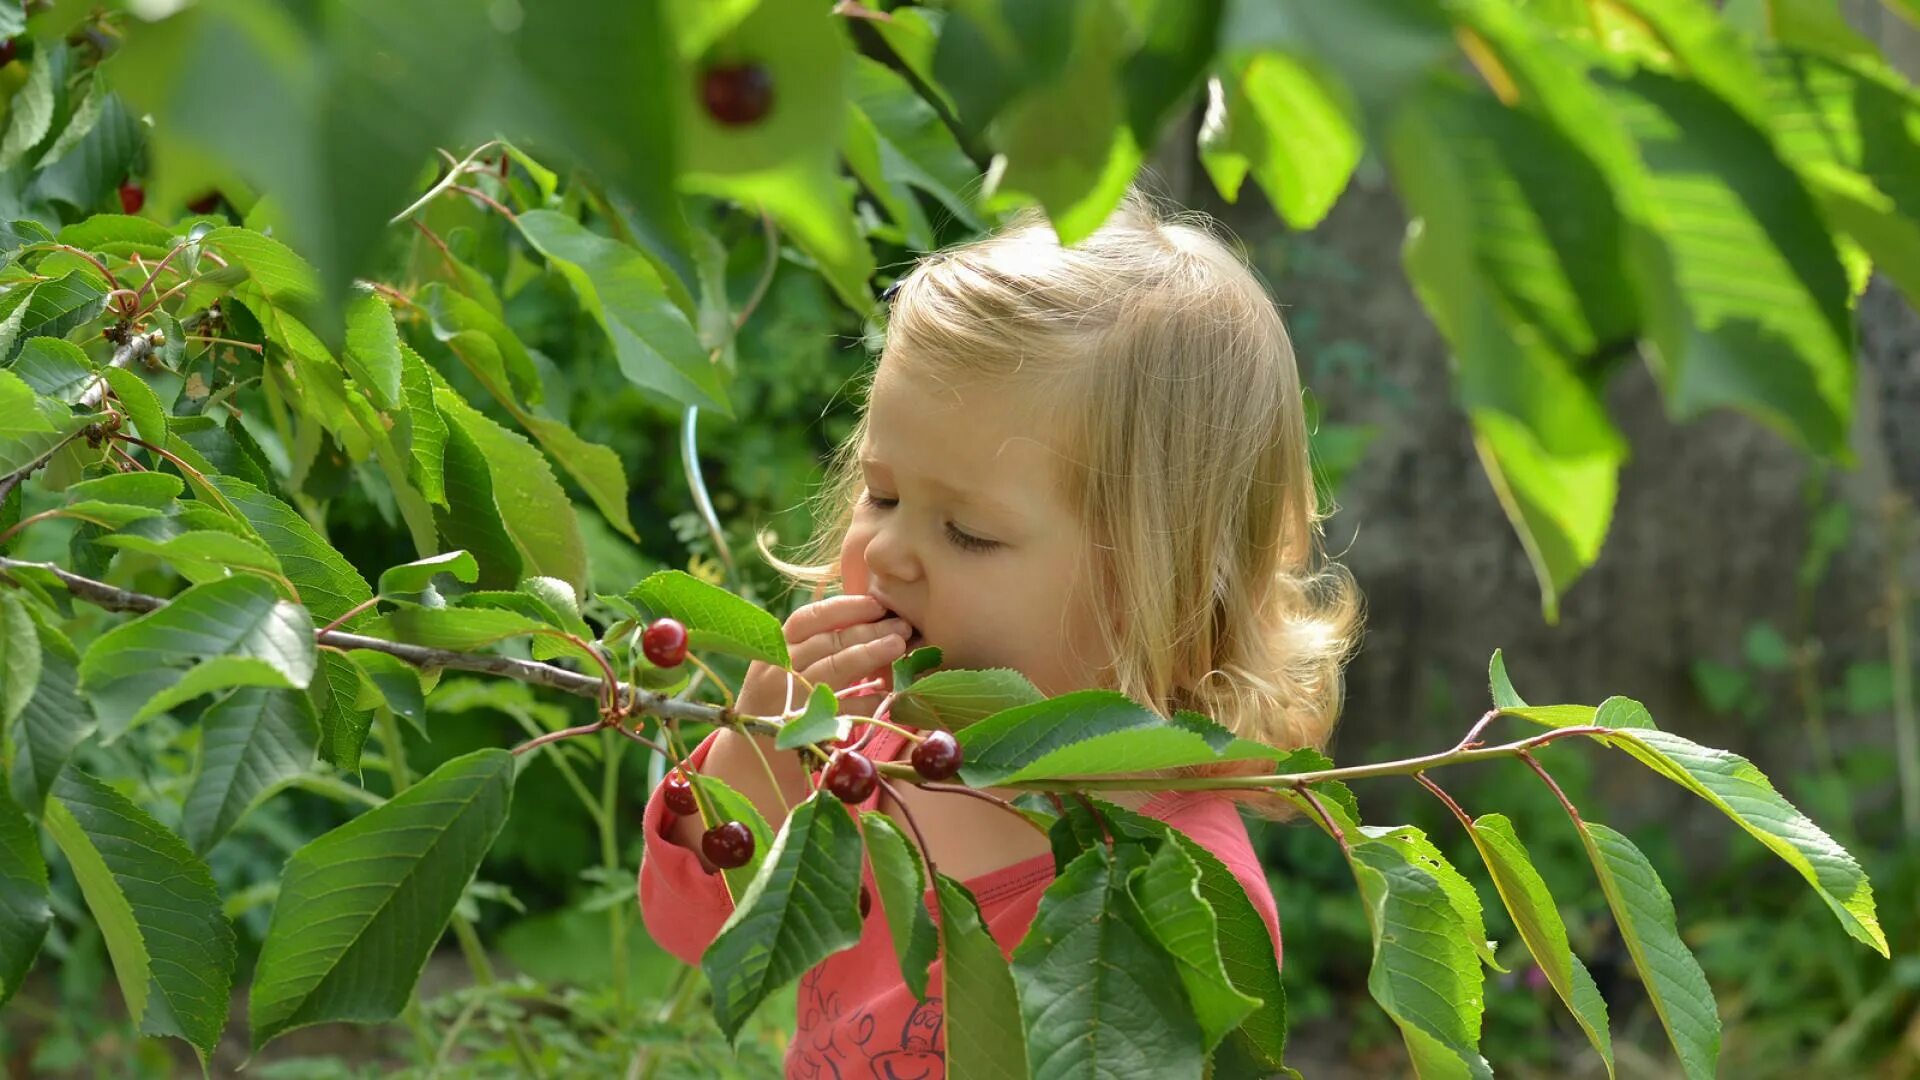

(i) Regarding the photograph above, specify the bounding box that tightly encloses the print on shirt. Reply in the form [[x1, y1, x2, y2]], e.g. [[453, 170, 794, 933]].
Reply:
[[793, 966, 946, 1079]]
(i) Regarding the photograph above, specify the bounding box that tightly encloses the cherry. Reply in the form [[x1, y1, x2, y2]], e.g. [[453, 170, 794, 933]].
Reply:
[[187, 191, 222, 215], [700, 62, 775, 126], [663, 770, 698, 816], [859, 885, 872, 919], [117, 182, 144, 215], [0, 39, 17, 67], [642, 618, 689, 668], [702, 821, 754, 869], [910, 730, 964, 781], [822, 749, 877, 804]]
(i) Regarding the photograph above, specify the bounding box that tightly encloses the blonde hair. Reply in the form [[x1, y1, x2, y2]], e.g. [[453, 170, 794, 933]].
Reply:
[[762, 185, 1364, 815]]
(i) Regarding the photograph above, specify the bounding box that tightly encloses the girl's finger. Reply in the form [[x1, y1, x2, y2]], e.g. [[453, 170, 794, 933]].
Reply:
[[789, 617, 912, 673], [802, 633, 907, 692], [782, 594, 887, 644]]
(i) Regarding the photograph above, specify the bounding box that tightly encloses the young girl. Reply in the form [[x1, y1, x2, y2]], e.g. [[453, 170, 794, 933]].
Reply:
[[638, 186, 1362, 1077]]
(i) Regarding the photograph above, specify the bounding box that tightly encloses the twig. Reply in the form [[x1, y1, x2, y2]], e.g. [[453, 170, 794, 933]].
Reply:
[[878, 776, 939, 879], [447, 184, 516, 221], [1296, 785, 1349, 853], [389, 140, 504, 225], [1415, 772, 1475, 831], [50, 244, 122, 290], [920, 782, 1050, 837], [1519, 751, 1585, 827]]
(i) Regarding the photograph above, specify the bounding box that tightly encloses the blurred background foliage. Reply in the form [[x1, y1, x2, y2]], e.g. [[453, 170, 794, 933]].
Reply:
[[0, 0, 1917, 1076]]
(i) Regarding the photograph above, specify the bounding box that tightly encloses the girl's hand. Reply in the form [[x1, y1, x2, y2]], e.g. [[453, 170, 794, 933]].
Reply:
[[736, 595, 912, 720]]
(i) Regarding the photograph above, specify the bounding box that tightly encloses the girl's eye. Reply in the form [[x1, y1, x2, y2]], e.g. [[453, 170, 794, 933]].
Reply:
[[859, 491, 898, 510], [945, 524, 1000, 553]]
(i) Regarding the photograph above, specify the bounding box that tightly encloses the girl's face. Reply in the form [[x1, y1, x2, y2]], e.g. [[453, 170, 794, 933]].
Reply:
[[839, 362, 1110, 696]]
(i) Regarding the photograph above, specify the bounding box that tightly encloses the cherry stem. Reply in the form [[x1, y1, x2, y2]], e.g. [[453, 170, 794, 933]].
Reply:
[[1072, 793, 1114, 849], [51, 244, 122, 290], [316, 594, 381, 637], [447, 184, 516, 221], [1520, 751, 1585, 828], [1414, 772, 1475, 832], [186, 335, 264, 353], [389, 139, 504, 225], [877, 776, 939, 879], [512, 719, 607, 756], [1296, 785, 1349, 853], [685, 654, 734, 707], [919, 783, 1050, 838]]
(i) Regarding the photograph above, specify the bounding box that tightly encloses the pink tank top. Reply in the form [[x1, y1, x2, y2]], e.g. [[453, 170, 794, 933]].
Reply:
[[636, 724, 1285, 1079]]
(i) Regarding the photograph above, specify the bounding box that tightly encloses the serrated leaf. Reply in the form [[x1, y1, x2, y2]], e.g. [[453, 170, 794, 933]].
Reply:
[[346, 650, 426, 735], [936, 873, 1031, 1080], [628, 569, 787, 666], [1468, 814, 1614, 1077], [434, 386, 587, 593], [891, 644, 943, 691], [204, 226, 320, 308], [8, 616, 93, 814], [376, 550, 478, 597], [1578, 822, 1719, 1079], [1347, 834, 1492, 1079], [1273, 747, 1361, 826], [1012, 842, 1205, 1080], [0, 591, 39, 727], [0, 368, 94, 475], [860, 811, 937, 1001], [514, 209, 727, 415], [0, 55, 54, 170], [956, 691, 1281, 787], [397, 345, 447, 505], [47, 499, 166, 530], [845, 56, 983, 249], [98, 530, 284, 582], [5, 272, 109, 361], [79, 575, 317, 734], [702, 792, 864, 1040], [64, 471, 183, 508], [1200, 52, 1359, 227], [1360, 824, 1503, 973], [183, 688, 319, 854], [518, 575, 591, 640], [44, 769, 235, 1062], [54, 213, 174, 256], [212, 475, 375, 630], [249, 748, 515, 1050], [9, 336, 97, 403], [101, 367, 168, 445], [310, 650, 374, 774], [892, 667, 1041, 732], [1507, 701, 1885, 955], [343, 290, 403, 409], [431, 397, 521, 588], [1125, 838, 1261, 1051], [371, 606, 554, 653], [0, 770, 49, 1009], [775, 683, 844, 750]]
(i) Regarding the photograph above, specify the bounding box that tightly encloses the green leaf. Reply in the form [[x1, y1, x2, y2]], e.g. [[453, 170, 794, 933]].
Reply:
[[860, 811, 938, 1001], [892, 644, 943, 691], [0, 591, 40, 728], [775, 682, 844, 750], [0, 53, 54, 170], [1125, 838, 1261, 1051], [844, 56, 984, 249], [1467, 814, 1614, 1077], [55, 213, 175, 257], [1200, 51, 1360, 227], [64, 471, 184, 508], [1012, 842, 1205, 1079], [417, 282, 544, 408], [249, 748, 515, 1051], [377, 550, 478, 597], [892, 667, 1042, 732], [397, 345, 447, 506], [309, 650, 374, 775], [1604, 68, 1854, 459], [453, 590, 596, 665], [434, 386, 587, 594], [98, 530, 285, 583], [8, 616, 93, 815], [1506, 702, 1885, 955], [1489, 649, 1526, 709], [936, 873, 1032, 1080], [46, 499, 165, 531], [690, 773, 775, 901], [183, 688, 319, 855], [44, 768, 235, 1063], [79, 575, 317, 734], [371, 606, 554, 653], [1360, 824, 1503, 973], [1272, 747, 1361, 826], [9, 336, 96, 403], [343, 289, 403, 409], [431, 396, 521, 588], [1577, 822, 1719, 1080], [0, 770, 49, 1009], [203, 226, 321, 308], [702, 792, 864, 1041], [1346, 832, 1491, 1079], [956, 691, 1281, 787], [346, 650, 427, 735], [627, 569, 788, 666], [6, 272, 110, 360], [0, 368, 94, 475], [102, 369, 169, 447], [212, 475, 375, 629], [514, 210, 727, 415]]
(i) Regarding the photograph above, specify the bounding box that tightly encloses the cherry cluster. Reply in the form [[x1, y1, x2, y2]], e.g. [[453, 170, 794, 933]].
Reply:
[[666, 730, 966, 872]]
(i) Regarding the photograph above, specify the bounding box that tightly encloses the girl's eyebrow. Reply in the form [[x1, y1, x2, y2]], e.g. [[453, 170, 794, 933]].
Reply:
[[859, 455, 1019, 518]]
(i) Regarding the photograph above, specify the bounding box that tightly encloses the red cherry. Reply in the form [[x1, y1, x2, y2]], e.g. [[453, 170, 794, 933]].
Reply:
[[910, 730, 963, 781], [187, 191, 222, 215], [702, 821, 754, 869], [663, 770, 698, 816], [0, 39, 17, 67], [642, 618, 689, 668], [859, 885, 872, 919], [700, 62, 775, 126], [822, 750, 877, 804], [117, 182, 144, 215]]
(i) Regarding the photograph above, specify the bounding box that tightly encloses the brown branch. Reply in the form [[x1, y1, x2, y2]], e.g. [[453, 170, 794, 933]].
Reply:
[[1520, 751, 1585, 828]]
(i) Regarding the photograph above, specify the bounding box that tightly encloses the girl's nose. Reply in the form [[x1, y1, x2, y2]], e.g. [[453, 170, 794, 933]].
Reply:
[[863, 522, 920, 584]]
